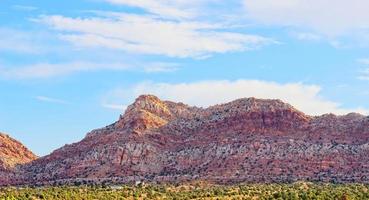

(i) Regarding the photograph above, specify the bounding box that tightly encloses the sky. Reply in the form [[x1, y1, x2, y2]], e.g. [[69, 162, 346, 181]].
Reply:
[[1, 0, 369, 156]]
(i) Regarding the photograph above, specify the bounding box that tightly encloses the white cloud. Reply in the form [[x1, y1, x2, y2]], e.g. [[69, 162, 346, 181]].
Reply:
[[12, 5, 38, 11], [0, 61, 178, 79], [243, 0, 369, 36], [0, 62, 133, 79], [37, 13, 274, 58], [0, 28, 42, 53], [35, 96, 69, 104], [109, 80, 369, 115]]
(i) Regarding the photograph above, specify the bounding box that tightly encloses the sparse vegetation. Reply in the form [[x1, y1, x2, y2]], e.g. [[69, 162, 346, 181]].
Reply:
[[0, 182, 368, 200]]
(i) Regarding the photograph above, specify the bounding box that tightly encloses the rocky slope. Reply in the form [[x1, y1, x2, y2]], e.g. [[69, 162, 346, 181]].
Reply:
[[0, 132, 37, 184], [5, 95, 369, 185]]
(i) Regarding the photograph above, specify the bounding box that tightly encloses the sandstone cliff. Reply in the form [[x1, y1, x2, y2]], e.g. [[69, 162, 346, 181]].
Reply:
[[4, 95, 369, 185], [0, 132, 37, 184]]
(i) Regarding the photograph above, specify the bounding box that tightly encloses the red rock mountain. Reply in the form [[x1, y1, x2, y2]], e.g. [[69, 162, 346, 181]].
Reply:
[[0, 133, 36, 170], [5, 95, 369, 185], [0, 132, 37, 184]]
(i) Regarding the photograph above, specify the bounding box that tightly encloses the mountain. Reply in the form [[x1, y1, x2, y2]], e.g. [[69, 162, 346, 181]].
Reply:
[[6, 95, 369, 185], [0, 132, 37, 184], [0, 133, 36, 170]]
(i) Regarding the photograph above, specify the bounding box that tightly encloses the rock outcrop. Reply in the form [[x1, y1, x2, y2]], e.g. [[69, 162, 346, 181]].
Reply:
[[3, 95, 369, 185], [0, 133, 36, 170], [0, 132, 37, 184]]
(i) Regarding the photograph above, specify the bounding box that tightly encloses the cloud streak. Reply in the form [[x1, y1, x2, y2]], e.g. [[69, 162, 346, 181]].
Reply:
[[0, 62, 133, 79], [0, 61, 179, 79], [35, 96, 69, 104], [357, 58, 369, 80], [12, 5, 38, 11], [37, 12, 274, 58]]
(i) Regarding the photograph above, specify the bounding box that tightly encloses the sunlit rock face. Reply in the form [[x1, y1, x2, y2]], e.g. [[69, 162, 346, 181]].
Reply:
[[3, 95, 369, 186], [0, 133, 36, 170], [0, 132, 37, 185]]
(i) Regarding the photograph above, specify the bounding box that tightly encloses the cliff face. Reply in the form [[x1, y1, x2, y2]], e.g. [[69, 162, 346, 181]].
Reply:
[[0, 133, 36, 170], [0, 133, 37, 185], [5, 95, 369, 185]]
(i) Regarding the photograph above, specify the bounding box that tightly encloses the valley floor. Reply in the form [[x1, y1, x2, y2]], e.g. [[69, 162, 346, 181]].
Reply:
[[0, 182, 368, 200]]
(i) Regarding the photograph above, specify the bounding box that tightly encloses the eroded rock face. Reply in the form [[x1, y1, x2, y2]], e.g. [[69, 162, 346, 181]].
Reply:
[[4, 95, 369, 185], [0, 133, 36, 170], [0, 132, 37, 185]]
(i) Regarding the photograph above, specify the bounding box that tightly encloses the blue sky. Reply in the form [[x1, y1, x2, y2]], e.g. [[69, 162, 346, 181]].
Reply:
[[1, 0, 369, 156]]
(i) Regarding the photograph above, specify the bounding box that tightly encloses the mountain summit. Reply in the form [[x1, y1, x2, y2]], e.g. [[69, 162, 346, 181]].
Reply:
[[2, 95, 369, 186]]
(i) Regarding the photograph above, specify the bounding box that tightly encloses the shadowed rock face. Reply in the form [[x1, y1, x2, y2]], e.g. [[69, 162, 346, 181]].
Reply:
[[4, 95, 369, 185]]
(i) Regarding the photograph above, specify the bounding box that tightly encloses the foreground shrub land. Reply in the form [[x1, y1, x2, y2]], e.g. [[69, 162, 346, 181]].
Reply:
[[0, 183, 368, 200]]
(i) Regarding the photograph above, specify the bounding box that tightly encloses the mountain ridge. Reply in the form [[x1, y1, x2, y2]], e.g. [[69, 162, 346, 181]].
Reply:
[[1, 95, 368, 186]]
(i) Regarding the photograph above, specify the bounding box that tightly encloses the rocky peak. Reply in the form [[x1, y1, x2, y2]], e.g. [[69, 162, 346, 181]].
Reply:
[[205, 97, 301, 113], [0, 132, 37, 171], [114, 95, 175, 133], [127, 95, 173, 120], [312, 112, 365, 125], [114, 96, 314, 134], [204, 97, 311, 123], [231, 97, 299, 112], [310, 112, 367, 134]]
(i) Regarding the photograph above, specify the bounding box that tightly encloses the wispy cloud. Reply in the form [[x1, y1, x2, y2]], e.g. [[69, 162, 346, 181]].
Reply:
[[36, 11, 275, 58], [103, 0, 228, 20], [357, 58, 369, 80], [0, 28, 43, 54], [12, 5, 38, 11], [104, 0, 198, 19], [0, 61, 179, 79], [243, 0, 369, 37], [35, 96, 69, 104], [106, 80, 369, 115], [0, 62, 133, 79]]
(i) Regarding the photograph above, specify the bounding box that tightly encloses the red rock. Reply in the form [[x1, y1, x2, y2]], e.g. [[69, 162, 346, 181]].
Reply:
[[0, 133, 36, 170], [0, 132, 37, 185], [3, 95, 369, 185]]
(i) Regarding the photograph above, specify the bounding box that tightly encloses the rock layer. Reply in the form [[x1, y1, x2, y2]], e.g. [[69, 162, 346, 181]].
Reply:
[[4, 95, 369, 185], [0, 133, 36, 170], [0, 132, 37, 184]]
